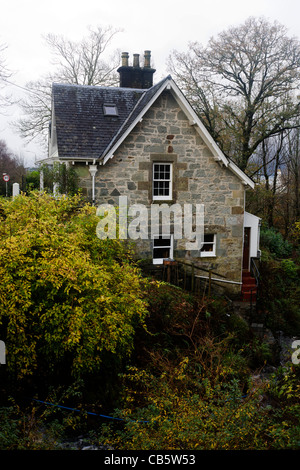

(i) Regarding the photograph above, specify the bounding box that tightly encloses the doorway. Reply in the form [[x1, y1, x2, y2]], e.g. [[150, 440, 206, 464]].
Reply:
[[243, 227, 251, 270]]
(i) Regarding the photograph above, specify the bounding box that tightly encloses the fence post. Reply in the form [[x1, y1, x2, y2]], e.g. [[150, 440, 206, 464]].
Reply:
[[191, 263, 194, 291], [208, 270, 212, 298]]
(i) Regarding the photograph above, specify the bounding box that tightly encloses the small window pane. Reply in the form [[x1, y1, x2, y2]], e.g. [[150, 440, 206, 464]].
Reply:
[[103, 104, 118, 116], [153, 236, 171, 247], [201, 234, 216, 254], [153, 235, 173, 263], [153, 247, 170, 259], [163, 182, 170, 194], [153, 236, 171, 259], [153, 181, 159, 195], [204, 234, 214, 243], [201, 244, 213, 252]]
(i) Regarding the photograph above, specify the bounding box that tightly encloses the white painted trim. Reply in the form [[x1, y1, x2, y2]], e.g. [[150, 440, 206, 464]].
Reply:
[[36, 153, 59, 165], [200, 233, 216, 257], [244, 211, 261, 222], [244, 211, 261, 259], [228, 160, 255, 189], [152, 234, 174, 265], [152, 162, 173, 201]]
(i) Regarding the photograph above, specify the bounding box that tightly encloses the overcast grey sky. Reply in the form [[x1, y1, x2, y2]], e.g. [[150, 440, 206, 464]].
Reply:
[[1, 0, 300, 166]]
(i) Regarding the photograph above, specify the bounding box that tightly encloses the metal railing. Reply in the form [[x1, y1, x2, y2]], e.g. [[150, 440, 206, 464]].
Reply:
[[161, 259, 241, 299], [249, 257, 261, 317]]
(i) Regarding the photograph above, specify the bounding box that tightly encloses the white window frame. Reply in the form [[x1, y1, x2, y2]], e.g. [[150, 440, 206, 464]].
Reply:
[[152, 162, 173, 201], [200, 234, 216, 257], [152, 234, 174, 264]]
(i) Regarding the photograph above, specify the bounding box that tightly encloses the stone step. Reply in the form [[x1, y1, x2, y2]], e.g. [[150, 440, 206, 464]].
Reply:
[[242, 279, 256, 287], [241, 270, 257, 302], [241, 290, 257, 302], [242, 272, 256, 282]]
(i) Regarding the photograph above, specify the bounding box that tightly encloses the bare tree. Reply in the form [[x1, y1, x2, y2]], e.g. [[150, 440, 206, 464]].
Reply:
[[289, 128, 300, 221], [0, 43, 13, 109], [168, 17, 300, 171], [0, 139, 26, 195], [15, 78, 52, 144], [281, 127, 300, 225], [258, 133, 286, 227], [44, 25, 121, 86], [14, 25, 122, 145]]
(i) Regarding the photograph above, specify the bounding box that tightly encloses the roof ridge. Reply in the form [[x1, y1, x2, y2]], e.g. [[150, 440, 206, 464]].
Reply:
[[52, 82, 148, 93]]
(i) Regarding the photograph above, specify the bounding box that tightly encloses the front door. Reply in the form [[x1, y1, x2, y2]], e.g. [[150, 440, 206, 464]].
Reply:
[[243, 227, 251, 270]]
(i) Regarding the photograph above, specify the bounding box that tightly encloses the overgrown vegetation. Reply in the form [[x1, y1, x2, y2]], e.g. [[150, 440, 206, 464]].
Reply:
[[0, 192, 147, 401], [99, 364, 300, 450], [257, 225, 300, 337], [97, 282, 299, 450], [0, 193, 299, 450]]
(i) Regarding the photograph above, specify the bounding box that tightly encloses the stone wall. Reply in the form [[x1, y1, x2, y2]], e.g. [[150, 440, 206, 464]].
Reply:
[[76, 90, 245, 292]]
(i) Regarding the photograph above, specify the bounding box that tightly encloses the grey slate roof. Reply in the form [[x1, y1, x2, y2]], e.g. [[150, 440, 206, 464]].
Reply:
[[52, 77, 170, 161]]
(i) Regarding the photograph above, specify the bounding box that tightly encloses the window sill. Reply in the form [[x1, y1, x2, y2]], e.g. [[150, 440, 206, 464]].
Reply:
[[153, 259, 165, 265], [200, 254, 216, 258], [152, 199, 175, 204]]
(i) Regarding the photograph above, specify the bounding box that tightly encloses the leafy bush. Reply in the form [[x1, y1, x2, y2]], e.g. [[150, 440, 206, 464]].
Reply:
[[260, 227, 293, 258], [25, 170, 40, 192]]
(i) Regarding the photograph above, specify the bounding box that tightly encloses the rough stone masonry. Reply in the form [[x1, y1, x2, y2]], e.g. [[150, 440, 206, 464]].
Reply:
[[75, 90, 245, 292]]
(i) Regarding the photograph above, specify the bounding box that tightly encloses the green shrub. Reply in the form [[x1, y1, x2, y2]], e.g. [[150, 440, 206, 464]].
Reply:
[[0, 407, 20, 449], [259, 257, 300, 336], [0, 405, 65, 450], [260, 227, 292, 258]]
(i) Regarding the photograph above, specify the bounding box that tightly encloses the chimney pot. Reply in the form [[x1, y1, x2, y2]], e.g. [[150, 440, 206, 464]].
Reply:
[[144, 50, 151, 68], [121, 52, 129, 67], [133, 54, 140, 68]]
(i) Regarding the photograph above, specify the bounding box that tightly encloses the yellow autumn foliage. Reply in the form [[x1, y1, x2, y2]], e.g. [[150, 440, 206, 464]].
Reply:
[[0, 192, 148, 380]]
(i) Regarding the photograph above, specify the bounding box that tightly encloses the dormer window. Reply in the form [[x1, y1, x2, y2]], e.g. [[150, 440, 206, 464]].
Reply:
[[103, 104, 118, 116]]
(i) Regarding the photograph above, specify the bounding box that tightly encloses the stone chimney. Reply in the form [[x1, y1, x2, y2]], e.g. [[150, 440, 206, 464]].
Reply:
[[117, 51, 156, 89]]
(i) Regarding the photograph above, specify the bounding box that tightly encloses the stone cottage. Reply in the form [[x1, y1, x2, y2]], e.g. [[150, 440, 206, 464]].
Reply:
[[46, 50, 260, 295]]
